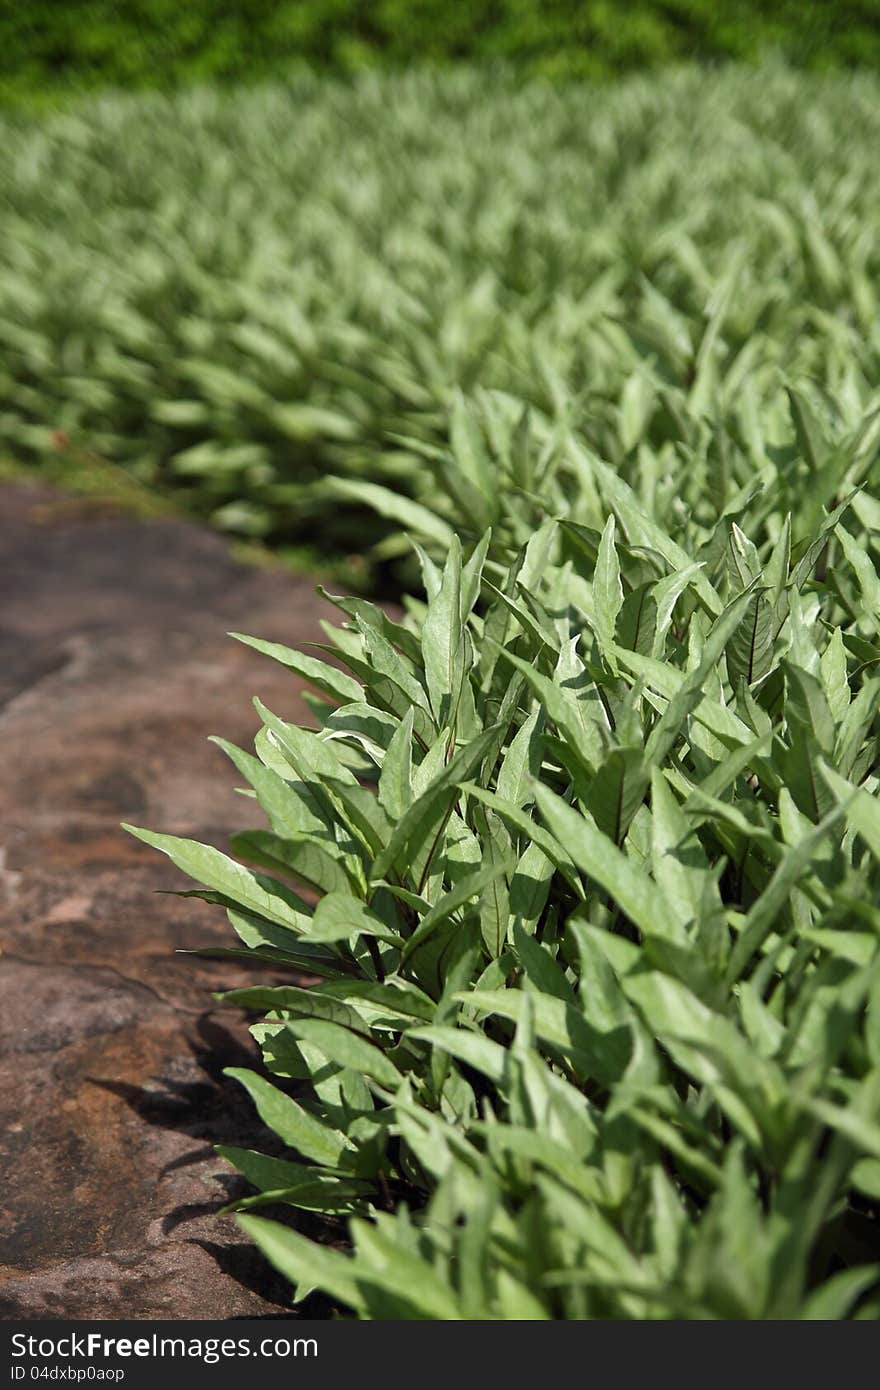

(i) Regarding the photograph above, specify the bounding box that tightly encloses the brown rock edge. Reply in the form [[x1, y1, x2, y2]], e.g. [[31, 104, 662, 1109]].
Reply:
[[0, 483, 331, 1319]]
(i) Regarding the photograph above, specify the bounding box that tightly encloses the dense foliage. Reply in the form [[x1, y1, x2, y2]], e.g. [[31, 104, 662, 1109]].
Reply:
[[3, 66, 880, 574], [3, 0, 880, 105], [127, 364, 880, 1316]]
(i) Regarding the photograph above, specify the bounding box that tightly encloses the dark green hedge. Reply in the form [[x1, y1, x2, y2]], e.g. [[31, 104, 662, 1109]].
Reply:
[[3, 1, 880, 103]]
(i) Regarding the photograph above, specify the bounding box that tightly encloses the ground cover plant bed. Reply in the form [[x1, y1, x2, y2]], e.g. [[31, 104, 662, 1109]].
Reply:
[[8, 53, 880, 1322], [127, 380, 880, 1317], [2, 65, 880, 580]]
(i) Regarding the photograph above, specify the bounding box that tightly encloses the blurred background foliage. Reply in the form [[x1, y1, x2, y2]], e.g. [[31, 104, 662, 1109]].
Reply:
[[3, 4, 880, 589], [2, 0, 880, 107], [3, 66, 880, 582]]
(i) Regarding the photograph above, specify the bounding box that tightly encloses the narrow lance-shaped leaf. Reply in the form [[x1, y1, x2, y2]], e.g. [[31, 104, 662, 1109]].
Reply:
[[592, 514, 624, 654], [422, 535, 464, 727], [229, 632, 363, 705], [533, 783, 685, 944], [122, 825, 309, 932]]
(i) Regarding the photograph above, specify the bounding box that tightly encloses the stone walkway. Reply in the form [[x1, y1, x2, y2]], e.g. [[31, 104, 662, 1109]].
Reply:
[[0, 483, 331, 1318]]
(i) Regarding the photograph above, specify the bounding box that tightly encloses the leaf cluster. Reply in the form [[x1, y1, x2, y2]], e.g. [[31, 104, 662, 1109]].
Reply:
[[127, 435, 880, 1317], [4, 67, 880, 578]]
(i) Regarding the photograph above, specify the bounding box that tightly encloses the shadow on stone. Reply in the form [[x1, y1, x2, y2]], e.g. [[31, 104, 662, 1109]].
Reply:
[[190, 1239, 317, 1317], [87, 1011, 308, 1310], [90, 1011, 264, 1141]]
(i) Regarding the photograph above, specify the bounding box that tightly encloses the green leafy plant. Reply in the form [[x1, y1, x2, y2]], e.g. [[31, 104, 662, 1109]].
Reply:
[[126, 417, 880, 1317], [4, 66, 880, 576]]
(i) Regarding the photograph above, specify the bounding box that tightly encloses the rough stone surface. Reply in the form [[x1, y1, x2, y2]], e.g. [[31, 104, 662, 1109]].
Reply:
[[0, 483, 333, 1320]]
